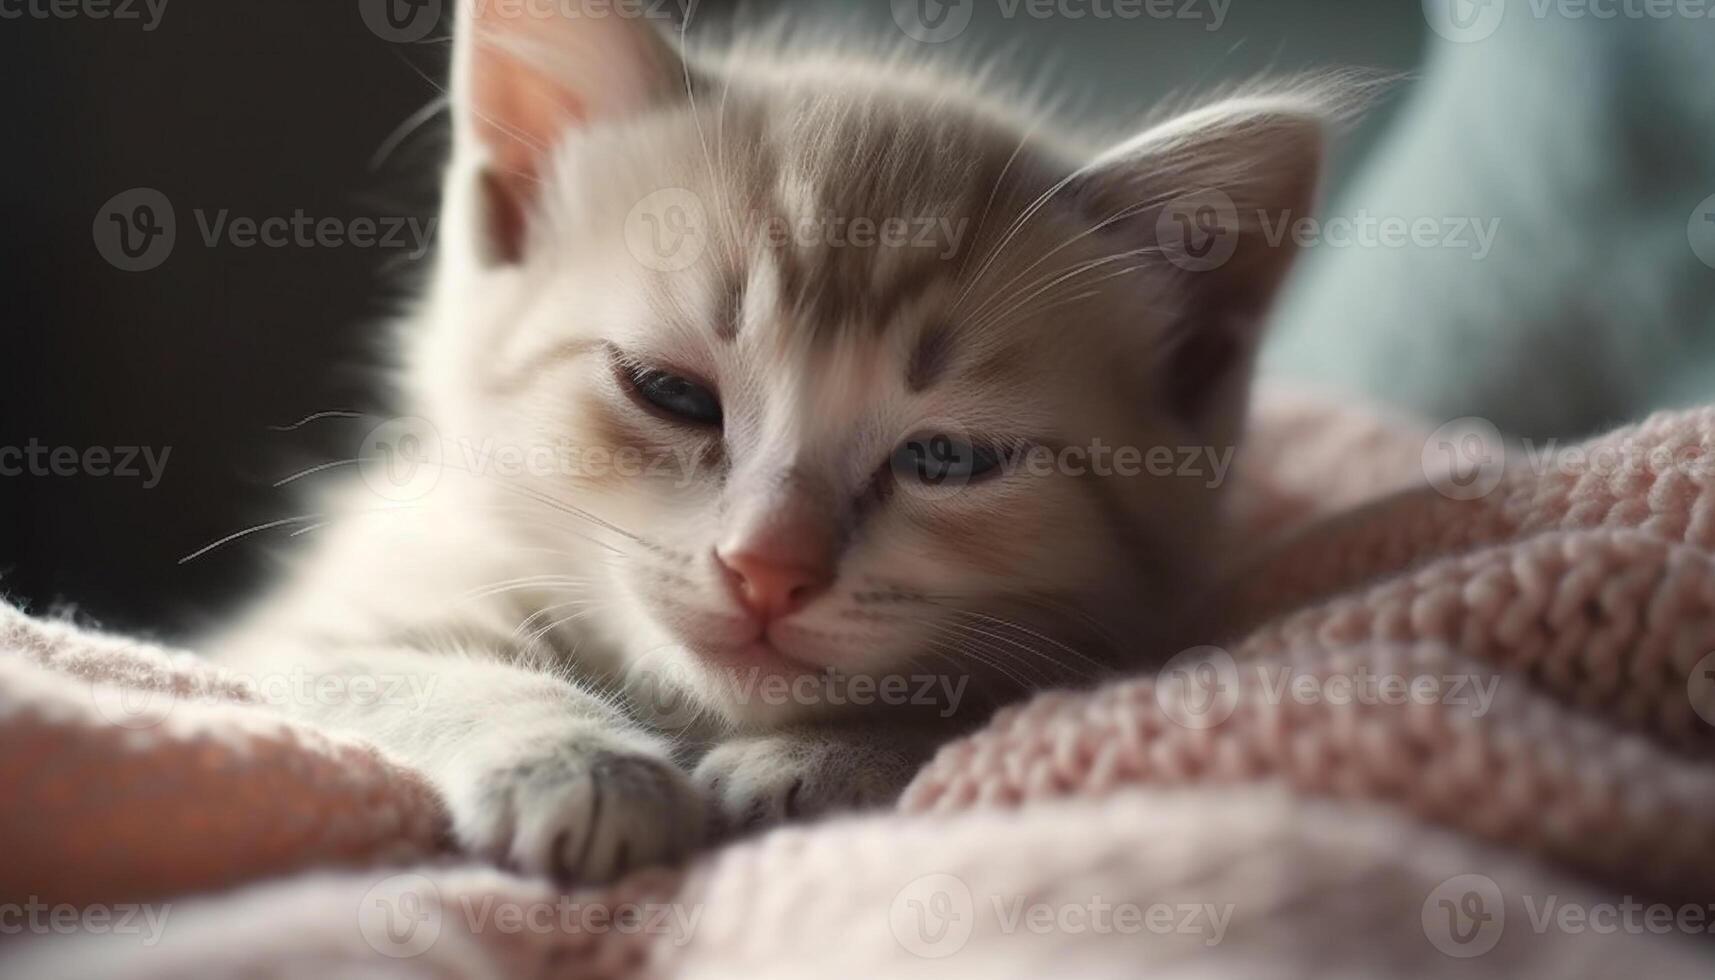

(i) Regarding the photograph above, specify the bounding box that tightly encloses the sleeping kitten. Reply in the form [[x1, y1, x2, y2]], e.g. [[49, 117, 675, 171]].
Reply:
[[215, 1, 1347, 883]]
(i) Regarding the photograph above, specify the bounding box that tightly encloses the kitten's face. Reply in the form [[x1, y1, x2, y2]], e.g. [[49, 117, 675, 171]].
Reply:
[[420, 6, 1326, 728]]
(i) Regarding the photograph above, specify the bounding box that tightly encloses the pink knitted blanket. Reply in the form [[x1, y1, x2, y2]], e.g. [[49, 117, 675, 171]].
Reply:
[[4, 390, 1714, 977]]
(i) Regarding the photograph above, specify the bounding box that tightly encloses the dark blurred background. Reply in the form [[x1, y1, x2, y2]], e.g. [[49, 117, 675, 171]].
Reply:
[[1, 1, 1431, 637]]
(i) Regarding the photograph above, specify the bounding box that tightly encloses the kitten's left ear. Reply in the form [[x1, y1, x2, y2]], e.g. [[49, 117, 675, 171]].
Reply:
[[1072, 92, 1333, 440], [450, 0, 685, 263]]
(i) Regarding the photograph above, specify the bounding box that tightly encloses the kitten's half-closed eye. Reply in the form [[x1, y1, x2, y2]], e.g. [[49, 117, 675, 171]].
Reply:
[[620, 362, 723, 428], [890, 433, 1006, 486]]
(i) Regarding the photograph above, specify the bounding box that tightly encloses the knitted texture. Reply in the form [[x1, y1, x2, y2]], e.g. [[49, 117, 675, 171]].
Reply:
[[5, 390, 1715, 976], [0, 605, 449, 909]]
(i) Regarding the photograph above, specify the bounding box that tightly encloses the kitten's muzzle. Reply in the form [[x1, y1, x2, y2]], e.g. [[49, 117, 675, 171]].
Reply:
[[714, 548, 832, 623]]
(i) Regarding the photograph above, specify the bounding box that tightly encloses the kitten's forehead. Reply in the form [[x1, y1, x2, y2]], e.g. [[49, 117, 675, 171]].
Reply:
[[702, 86, 1062, 380], [558, 80, 1110, 404]]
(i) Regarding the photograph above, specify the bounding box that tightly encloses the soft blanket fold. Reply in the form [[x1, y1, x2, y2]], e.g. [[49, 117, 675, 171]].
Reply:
[[4, 389, 1715, 978]]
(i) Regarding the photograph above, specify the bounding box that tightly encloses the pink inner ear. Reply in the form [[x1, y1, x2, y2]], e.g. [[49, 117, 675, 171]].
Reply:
[[469, 53, 586, 263], [472, 54, 588, 185], [458, 3, 684, 263]]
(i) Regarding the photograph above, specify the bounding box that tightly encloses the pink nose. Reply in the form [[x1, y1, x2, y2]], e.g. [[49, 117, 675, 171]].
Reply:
[[715, 549, 832, 622]]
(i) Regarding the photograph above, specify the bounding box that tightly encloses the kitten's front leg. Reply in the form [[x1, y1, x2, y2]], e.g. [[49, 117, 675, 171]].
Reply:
[[693, 727, 942, 833], [228, 643, 703, 883]]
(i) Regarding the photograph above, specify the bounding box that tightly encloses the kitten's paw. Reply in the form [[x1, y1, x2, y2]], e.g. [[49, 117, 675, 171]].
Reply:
[[692, 733, 916, 835], [450, 742, 703, 884]]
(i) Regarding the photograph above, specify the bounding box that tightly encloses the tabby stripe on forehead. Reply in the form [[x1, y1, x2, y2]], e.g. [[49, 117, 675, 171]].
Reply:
[[714, 271, 744, 343], [775, 243, 961, 342], [906, 322, 953, 393]]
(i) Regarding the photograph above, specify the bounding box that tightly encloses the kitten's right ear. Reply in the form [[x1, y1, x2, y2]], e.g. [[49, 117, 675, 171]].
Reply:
[[451, 0, 685, 263]]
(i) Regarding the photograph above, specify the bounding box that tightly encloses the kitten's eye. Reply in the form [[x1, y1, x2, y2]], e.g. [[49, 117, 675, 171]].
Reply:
[[626, 367, 722, 426], [891, 433, 1005, 486]]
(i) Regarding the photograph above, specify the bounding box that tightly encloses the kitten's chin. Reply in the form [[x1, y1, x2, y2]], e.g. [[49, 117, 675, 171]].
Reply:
[[694, 638, 820, 677], [672, 639, 887, 730]]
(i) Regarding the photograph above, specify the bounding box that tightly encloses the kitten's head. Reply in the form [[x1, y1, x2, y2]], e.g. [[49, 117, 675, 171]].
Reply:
[[412, 2, 1348, 729]]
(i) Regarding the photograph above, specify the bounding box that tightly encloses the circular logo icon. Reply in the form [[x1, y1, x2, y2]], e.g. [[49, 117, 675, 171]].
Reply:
[[359, 0, 442, 43], [624, 188, 709, 273], [358, 416, 443, 503], [1422, 874, 1504, 958], [888, 417, 986, 503], [1422, 0, 1506, 43], [1155, 646, 1240, 730], [1688, 193, 1715, 271], [1156, 189, 1240, 272], [94, 187, 176, 273], [1422, 417, 1506, 501], [358, 873, 443, 958], [890, 873, 975, 959], [621, 647, 705, 732], [1688, 651, 1715, 728], [89, 681, 174, 730], [891, 0, 974, 43]]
